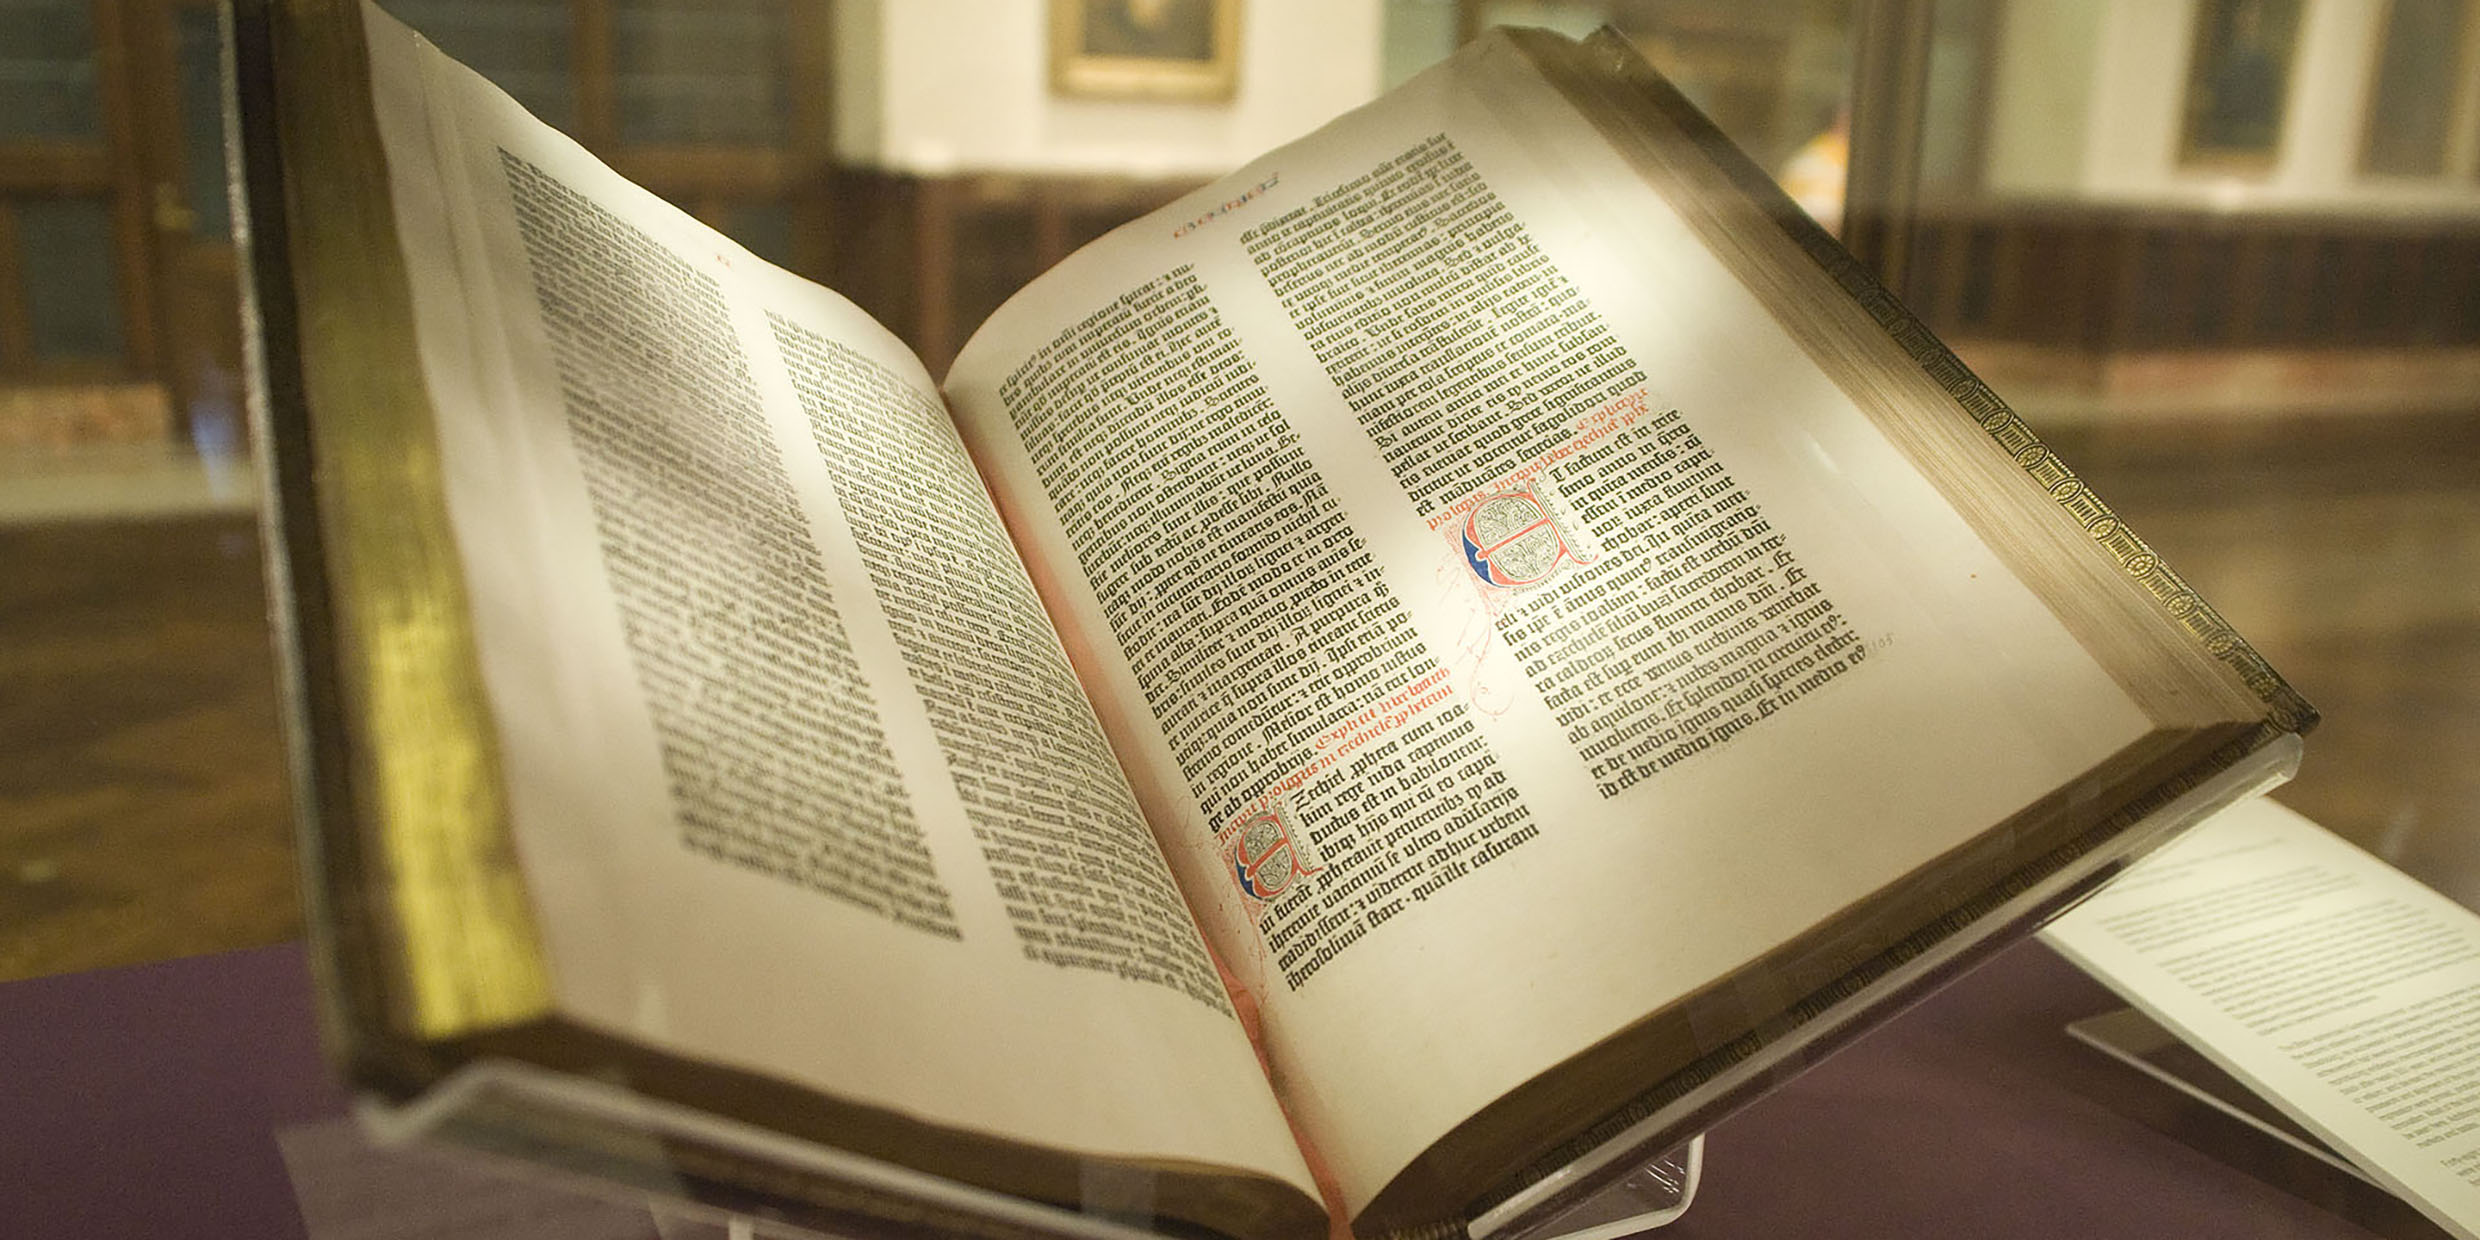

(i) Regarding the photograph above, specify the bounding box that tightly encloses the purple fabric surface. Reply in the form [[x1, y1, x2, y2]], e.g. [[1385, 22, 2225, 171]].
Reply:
[[0, 938, 2415, 1239], [1666, 940, 2391, 1239], [0, 942, 348, 1240]]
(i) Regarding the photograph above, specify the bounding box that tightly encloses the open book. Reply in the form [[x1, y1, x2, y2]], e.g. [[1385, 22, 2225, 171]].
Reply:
[[235, 2, 2312, 1238]]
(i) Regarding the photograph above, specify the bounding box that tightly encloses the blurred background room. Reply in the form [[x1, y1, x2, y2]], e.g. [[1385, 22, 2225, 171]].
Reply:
[[1, 0, 2473, 992]]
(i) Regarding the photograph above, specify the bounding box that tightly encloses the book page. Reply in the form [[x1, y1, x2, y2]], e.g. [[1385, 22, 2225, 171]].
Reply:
[[942, 37, 2157, 1213], [354, 4, 1313, 1204], [2046, 799, 2480, 1240]]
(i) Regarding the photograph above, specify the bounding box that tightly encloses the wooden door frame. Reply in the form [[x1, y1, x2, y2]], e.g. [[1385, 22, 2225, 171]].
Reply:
[[0, 0, 160, 387], [125, 0, 247, 435]]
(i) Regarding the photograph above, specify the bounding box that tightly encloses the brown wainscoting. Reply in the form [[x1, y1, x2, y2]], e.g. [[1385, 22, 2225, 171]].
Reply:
[[1866, 200, 2480, 357], [1957, 342, 2480, 425], [823, 170, 1203, 378]]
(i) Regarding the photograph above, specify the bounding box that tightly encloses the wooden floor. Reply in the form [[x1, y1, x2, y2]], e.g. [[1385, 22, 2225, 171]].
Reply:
[[0, 515, 298, 980], [0, 412, 2474, 981], [2051, 413, 2480, 913]]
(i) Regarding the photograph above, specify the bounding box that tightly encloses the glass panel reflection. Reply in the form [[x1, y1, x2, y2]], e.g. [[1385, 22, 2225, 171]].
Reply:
[[177, 5, 234, 243], [17, 196, 124, 363], [0, 0, 101, 140], [722, 199, 794, 270], [616, 0, 788, 146], [388, 0, 575, 132], [0, 15, 2468, 1224], [1417, 0, 1856, 223]]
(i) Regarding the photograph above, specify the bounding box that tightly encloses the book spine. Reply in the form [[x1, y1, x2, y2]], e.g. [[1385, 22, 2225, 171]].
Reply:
[[256, 0, 553, 1042]]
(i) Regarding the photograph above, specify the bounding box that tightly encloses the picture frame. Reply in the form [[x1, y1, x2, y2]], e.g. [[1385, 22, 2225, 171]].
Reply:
[[2356, 0, 2473, 178], [1049, 0, 1241, 102], [2177, 0, 2305, 169]]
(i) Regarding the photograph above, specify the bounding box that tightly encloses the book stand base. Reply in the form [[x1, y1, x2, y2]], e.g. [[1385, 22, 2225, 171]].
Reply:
[[339, 1056, 1703, 1240], [1494, 1137, 1703, 1240], [339, 738, 2298, 1240]]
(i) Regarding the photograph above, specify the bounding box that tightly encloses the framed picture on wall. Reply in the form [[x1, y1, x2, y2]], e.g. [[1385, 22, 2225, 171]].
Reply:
[[2178, 0, 2304, 168], [2358, 0, 2473, 178], [1050, 0, 1242, 102]]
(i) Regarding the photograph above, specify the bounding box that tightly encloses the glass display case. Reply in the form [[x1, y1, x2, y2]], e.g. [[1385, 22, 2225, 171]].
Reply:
[[2, 2, 2475, 1238]]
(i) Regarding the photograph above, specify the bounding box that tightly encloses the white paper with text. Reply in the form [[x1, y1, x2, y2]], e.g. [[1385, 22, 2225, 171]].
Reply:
[[2047, 798, 2480, 1240]]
